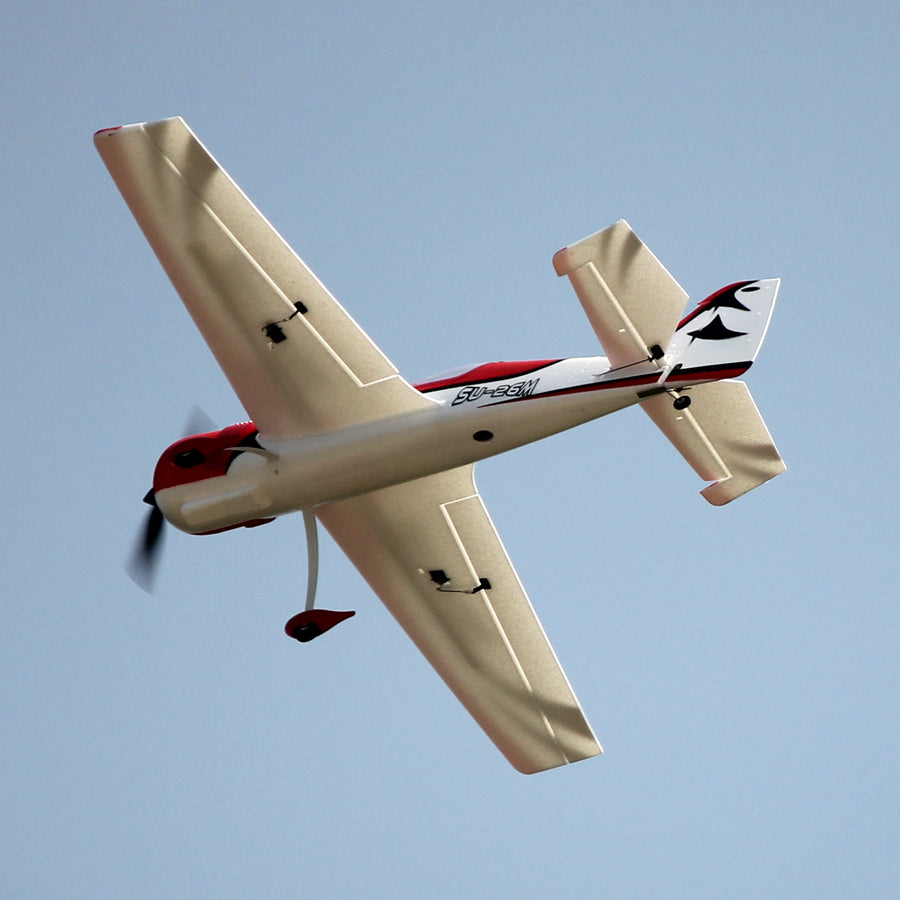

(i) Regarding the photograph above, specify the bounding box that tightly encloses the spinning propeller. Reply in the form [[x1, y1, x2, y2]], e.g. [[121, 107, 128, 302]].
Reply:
[[126, 491, 166, 591], [126, 407, 215, 593], [125, 409, 355, 640]]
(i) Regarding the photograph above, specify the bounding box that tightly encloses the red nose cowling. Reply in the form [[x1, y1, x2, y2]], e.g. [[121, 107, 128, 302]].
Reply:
[[153, 422, 274, 534]]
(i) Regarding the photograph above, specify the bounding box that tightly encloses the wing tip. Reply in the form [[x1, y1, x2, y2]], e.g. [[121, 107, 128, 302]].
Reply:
[[93, 117, 187, 147], [93, 125, 123, 138], [552, 246, 571, 276], [514, 741, 604, 774], [93, 122, 145, 149]]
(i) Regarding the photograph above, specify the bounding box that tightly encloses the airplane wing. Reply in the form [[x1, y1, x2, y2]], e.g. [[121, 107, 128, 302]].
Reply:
[[95, 118, 434, 440], [315, 465, 602, 774], [98, 118, 599, 771]]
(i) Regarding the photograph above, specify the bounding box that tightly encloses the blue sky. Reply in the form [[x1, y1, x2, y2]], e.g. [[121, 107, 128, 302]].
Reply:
[[3, 2, 898, 897]]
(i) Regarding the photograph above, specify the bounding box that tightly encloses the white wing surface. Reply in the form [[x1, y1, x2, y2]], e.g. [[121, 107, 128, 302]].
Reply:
[[98, 119, 599, 771], [95, 118, 433, 439], [316, 466, 602, 774]]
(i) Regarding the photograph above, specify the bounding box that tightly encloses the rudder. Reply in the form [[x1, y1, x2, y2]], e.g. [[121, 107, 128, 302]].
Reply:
[[661, 279, 780, 383]]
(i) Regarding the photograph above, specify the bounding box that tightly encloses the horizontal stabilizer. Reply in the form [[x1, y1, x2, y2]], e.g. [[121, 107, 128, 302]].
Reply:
[[641, 380, 786, 505], [553, 221, 688, 368]]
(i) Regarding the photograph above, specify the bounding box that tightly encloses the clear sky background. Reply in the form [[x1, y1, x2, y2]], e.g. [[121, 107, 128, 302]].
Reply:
[[3, 2, 898, 897]]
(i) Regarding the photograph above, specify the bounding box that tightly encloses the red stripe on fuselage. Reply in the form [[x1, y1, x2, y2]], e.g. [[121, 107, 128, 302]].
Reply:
[[415, 359, 560, 393], [477, 362, 752, 406], [665, 361, 751, 382]]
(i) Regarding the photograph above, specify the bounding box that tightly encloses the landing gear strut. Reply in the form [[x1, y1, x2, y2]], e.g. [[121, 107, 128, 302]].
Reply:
[[284, 509, 355, 642]]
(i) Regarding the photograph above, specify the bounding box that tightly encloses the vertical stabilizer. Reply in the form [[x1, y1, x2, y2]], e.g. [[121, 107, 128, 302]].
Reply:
[[662, 279, 780, 381]]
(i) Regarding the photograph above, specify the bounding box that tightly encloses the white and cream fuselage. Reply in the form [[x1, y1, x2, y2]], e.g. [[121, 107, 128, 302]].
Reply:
[[156, 354, 679, 535]]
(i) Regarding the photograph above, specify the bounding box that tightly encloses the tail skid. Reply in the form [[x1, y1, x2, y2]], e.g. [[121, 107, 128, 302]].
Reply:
[[555, 221, 785, 504]]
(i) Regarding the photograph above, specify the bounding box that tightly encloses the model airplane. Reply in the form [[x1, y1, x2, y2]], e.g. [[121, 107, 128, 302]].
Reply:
[[96, 118, 785, 773]]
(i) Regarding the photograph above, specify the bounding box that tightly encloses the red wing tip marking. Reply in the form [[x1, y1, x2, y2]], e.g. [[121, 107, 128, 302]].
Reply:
[[94, 122, 152, 142]]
